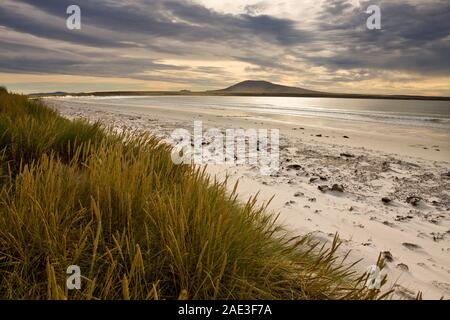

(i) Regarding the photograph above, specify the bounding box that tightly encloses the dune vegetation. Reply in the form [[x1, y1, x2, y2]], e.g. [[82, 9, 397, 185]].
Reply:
[[0, 89, 389, 300]]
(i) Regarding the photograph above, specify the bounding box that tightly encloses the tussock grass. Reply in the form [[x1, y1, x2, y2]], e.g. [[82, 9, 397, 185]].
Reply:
[[0, 90, 388, 300]]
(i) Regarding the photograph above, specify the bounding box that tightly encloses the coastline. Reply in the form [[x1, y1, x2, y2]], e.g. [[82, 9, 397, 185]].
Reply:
[[30, 91, 450, 102], [46, 97, 450, 299]]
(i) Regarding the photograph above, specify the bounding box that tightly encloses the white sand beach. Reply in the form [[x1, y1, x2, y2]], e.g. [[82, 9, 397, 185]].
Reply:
[[46, 96, 450, 299]]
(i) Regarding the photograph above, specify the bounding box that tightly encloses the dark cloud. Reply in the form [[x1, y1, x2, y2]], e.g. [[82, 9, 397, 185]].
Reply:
[[313, 0, 450, 75], [320, 0, 353, 18], [5, 0, 310, 46], [0, 4, 122, 47], [0, 36, 188, 78], [0, 0, 449, 92]]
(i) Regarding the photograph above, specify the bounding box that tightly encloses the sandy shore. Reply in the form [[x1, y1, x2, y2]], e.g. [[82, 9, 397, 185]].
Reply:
[[46, 97, 450, 299]]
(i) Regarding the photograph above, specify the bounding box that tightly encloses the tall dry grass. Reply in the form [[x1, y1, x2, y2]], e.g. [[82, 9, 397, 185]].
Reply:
[[0, 90, 389, 299]]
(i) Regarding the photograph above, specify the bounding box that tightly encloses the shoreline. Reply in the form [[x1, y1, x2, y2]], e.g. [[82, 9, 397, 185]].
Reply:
[[46, 97, 450, 299], [31, 92, 450, 102]]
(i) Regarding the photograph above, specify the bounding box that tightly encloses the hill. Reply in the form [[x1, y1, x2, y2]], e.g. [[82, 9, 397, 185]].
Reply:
[[213, 80, 321, 95]]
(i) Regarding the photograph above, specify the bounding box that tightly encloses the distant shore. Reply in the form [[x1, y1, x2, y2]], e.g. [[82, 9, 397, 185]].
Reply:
[[31, 90, 450, 101]]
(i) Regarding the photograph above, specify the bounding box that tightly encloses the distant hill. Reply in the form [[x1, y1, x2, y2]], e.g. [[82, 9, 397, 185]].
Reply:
[[212, 80, 321, 95], [206, 80, 449, 101], [28, 91, 67, 96]]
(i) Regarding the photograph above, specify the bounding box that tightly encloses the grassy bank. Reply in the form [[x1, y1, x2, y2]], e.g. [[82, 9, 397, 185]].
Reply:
[[0, 89, 387, 299]]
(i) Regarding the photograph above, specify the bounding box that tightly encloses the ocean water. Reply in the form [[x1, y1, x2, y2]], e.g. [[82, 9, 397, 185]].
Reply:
[[60, 96, 450, 130]]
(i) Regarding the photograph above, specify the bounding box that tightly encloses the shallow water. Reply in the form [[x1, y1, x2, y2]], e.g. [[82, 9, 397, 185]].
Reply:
[[60, 96, 450, 130]]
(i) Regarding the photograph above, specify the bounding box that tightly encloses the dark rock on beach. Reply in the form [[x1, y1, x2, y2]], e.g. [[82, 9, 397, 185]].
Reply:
[[402, 242, 421, 251], [381, 161, 390, 171], [406, 196, 422, 206], [340, 152, 355, 158], [286, 164, 302, 170], [381, 251, 394, 262], [397, 263, 409, 271], [331, 184, 345, 192], [382, 221, 396, 228], [318, 184, 344, 192], [395, 215, 413, 222]]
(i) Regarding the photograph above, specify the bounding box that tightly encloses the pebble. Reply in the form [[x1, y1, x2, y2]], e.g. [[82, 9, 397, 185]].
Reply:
[[382, 251, 394, 262], [331, 184, 345, 192], [397, 263, 409, 271], [406, 196, 422, 206], [382, 197, 392, 204], [402, 242, 421, 250], [340, 152, 355, 158]]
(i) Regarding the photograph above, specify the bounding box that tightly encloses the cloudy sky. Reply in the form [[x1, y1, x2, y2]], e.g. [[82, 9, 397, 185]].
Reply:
[[0, 0, 449, 95]]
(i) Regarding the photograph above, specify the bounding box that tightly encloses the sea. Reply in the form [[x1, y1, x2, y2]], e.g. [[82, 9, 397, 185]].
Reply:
[[58, 95, 450, 131]]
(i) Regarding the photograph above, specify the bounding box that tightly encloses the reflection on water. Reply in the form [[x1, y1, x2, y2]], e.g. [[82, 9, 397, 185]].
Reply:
[[60, 96, 450, 130]]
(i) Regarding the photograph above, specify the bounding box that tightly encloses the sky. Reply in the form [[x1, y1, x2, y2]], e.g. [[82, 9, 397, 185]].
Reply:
[[0, 0, 449, 95]]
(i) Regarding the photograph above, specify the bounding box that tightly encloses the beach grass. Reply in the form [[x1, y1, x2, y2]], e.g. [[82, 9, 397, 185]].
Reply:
[[0, 89, 389, 300]]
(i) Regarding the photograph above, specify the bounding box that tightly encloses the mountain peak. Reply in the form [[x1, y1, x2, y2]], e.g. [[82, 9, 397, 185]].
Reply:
[[235, 80, 273, 85], [218, 80, 319, 95]]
